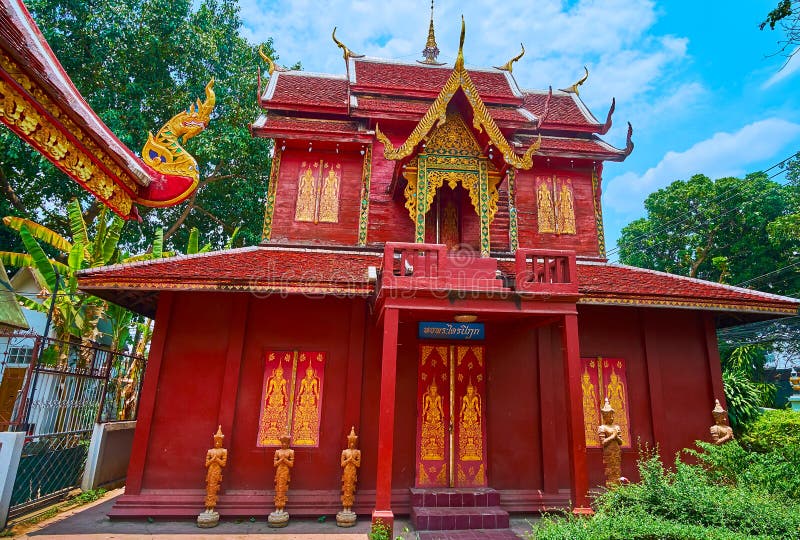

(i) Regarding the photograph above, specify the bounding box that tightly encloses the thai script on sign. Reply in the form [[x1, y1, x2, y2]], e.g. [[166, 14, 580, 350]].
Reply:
[[418, 322, 485, 341]]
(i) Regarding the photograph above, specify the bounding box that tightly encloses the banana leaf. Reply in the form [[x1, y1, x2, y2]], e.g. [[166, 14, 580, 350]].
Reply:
[[99, 216, 124, 266], [3, 216, 72, 253], [224, 226, 241, 249], [152, 228, 164, 259], [187, 228, 199, 255], [19, 226, 57, 291], [66, 199, 89, 251], [0, 252, 70, 276]]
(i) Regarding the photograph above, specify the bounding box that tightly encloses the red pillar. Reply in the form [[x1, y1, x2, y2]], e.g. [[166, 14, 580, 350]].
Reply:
[[561, 313, 592, 514], [124, 291, 174, 495], [372, 307, 399, 531]]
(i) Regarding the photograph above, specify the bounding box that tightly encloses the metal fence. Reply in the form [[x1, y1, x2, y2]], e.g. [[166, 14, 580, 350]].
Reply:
[[0, 331, 146, 518]]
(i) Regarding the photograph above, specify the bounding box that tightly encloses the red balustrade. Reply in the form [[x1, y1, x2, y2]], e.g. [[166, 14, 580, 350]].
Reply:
[[514, 249, 578, 294]]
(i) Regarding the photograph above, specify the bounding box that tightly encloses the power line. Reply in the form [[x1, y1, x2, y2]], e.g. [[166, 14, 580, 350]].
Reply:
[[735, 260, 800, 287], [606, 151, 799, 258]]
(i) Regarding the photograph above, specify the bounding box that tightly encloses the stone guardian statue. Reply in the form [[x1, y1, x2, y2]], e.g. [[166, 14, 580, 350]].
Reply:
[[197, 425, 227, 528], [268, 433, 295, 527], [598, 397, 623, 486], [710, 399, 734, 445], [336, 426, 362, 527]]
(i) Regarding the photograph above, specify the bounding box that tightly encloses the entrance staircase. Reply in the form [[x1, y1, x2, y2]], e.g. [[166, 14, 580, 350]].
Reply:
[[410, 488, 519, 540]]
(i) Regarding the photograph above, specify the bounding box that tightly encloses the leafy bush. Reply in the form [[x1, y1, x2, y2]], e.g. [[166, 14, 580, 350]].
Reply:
[[368, 519, 391, 540], [531, 447, 800, 540], [722, 369, 762, 431], [689, 440, 800, 500], [528, 510, 768, 540], [740, 409, 800, 453]]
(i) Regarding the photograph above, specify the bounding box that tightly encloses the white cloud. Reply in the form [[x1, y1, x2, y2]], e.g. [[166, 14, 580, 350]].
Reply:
[[603, 118, 800, 214], [762, 48, 800, 89], [239, 0, 691, 113]]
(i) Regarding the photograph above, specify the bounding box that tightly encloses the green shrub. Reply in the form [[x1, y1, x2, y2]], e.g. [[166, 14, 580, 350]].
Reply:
[[528, 510, 771, 540], [741, 409, 800, 453], [368, 519, 391, 540], [722, 370, 763, 431], [689, 440, 800, 500]]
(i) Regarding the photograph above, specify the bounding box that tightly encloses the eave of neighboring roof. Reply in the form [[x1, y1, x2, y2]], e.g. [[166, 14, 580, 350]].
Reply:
[[0, 260, 28, 330], [0, 0, 211, 219], [77, 247, 799, 319]]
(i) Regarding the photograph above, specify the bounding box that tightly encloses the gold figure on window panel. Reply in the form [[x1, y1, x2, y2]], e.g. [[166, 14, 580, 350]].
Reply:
[[581, 367, 600, 447], [537, 179, 556, 233], [537, 176, 576, 235], [295, 163, 318, 222], [260, 360, 290, 446], [557, 181, 576, 234], [294, 160, 341, 224], [606, 369, 629, 445], [421, 380, 445, 460], [292, 363, 321, 445], [459, 380, 482, 461], [318, 167, 341, 222]]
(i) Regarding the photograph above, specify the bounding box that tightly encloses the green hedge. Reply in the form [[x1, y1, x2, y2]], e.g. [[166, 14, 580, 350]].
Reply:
[[741, 409, 800, 453], [529, 445, 800, 540]]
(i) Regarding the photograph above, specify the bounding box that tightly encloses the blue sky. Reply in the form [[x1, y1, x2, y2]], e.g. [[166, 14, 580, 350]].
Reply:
[[238, 0, 800, 253]]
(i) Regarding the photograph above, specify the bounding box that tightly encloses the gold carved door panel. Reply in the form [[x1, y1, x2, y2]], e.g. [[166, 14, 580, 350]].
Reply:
[[415, 344, 488, 488]]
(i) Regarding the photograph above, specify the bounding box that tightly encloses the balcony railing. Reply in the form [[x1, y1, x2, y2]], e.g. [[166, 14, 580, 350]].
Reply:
[[514, 249, 578, 295], [380, 243, 578, 297]]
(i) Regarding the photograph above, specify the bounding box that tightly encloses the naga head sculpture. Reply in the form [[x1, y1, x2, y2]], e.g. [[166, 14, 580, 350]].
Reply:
[[169, 79, 216, 144]]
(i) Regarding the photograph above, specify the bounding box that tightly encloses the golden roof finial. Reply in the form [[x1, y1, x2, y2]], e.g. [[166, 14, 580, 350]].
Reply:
[[560, 66, 589, 96], [454, 15, 465, 71], [495, 43, 525, 73], [419, 0, 443, 65], [332, 27, 364, 64], [258, 45, 277, 76]]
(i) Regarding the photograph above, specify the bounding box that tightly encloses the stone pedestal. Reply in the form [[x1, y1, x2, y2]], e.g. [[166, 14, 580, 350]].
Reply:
[[789, 395, 800, 412], [268, 509, 290, 528], [336, 509, 357, 527], [196, 510, 219, 528]]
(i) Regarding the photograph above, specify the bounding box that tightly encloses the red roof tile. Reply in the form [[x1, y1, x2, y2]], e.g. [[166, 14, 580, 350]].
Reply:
[[575, 262, 798, 314], [353, 95, 530, 124], [253, 115, 362, 135], [352, 59, 517, 102], [79, 248, 798, 317], [265, 73, 348, 112], [78, 246, 380, 294], [522, 92, 600, 130]]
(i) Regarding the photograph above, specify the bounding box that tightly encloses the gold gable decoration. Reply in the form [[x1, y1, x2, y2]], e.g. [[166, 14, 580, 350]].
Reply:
[[375, 18, 541, 170]]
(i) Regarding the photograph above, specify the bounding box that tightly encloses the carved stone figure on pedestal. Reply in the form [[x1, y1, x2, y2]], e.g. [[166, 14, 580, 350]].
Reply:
[[710, 399, 734, 445], [268, 434, 294, 527], [336, 426, 362, 527], [598, 397, 622, 486], [197, 425, 227, 528]]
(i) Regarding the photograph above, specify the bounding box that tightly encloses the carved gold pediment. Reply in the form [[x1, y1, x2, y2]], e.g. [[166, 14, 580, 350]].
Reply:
[[375, 19, 540, 170]]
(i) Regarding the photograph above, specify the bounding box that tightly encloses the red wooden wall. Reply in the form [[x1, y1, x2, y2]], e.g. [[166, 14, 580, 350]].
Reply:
[[122, 292, 722, 516]]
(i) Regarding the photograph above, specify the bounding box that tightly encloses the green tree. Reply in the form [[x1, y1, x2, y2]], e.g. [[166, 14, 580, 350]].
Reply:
[[761, 0, 799, 61], [0, 0, 280, 253], [617, 173, 799, 296]]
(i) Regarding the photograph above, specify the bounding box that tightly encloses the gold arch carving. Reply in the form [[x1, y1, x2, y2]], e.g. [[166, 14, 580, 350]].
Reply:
[[374, 21, 540, 170]]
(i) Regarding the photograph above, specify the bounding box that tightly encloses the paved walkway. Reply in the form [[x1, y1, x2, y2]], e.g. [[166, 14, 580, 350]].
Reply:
[[14, 491, 536, 539]]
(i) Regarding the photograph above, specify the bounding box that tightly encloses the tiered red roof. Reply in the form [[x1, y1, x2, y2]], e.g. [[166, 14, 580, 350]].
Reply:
[[78, 247, 799, 318], [253, 54, 629, 161]]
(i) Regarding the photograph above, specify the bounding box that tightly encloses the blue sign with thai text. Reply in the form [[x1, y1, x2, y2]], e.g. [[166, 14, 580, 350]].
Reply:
[[418, 322, 485, 341]]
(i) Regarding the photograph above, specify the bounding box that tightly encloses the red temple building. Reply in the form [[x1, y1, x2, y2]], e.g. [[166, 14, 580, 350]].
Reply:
[[69, 15, 799, 533]]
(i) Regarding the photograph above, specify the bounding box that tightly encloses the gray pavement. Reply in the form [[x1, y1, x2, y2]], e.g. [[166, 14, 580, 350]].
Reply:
[[14, 490, 538, 539]]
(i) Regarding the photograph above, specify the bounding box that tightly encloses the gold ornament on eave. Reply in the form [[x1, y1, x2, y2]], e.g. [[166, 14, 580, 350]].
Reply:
[[142, 79, 215, 181]]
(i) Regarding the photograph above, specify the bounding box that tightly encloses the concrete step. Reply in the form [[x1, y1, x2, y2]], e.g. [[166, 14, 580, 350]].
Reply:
[[418, 530, 521, 540], [411, 506, 510, 531], [410, 488, 500, 508]]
